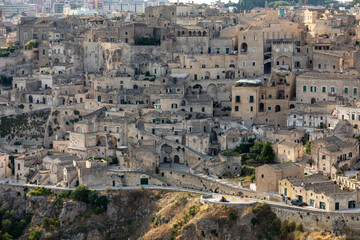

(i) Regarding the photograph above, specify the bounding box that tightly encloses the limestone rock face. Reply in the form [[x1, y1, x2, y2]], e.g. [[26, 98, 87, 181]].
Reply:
[[86, 229, 103, 240], [59, 200, 87, 226]]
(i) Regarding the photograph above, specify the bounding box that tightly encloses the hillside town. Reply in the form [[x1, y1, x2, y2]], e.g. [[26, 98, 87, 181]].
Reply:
[[2, 0, 360, 217]]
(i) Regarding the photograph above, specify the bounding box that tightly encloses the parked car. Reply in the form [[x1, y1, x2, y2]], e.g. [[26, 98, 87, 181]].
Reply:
[[291, 199, 304, 206]]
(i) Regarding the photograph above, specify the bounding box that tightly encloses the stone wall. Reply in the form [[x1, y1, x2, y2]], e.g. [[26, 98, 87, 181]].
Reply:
[[161, 169, 281, 202], [270, 204, 360, 233]]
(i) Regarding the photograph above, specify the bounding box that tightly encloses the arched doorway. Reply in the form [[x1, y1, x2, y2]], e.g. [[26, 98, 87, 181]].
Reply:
[[29, 95, 33, 103], [174, 155, 180, 164], [275, 105, 281, 112], [290, 104, 295, 109], [240, 43, 248, 53], [193, 84, 202, 89], [205, 72, 210, 80], [311, 98, 316, 104], [259, 103, 265, 112]]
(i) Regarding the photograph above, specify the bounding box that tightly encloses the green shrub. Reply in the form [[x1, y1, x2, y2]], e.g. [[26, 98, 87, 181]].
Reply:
[[29, 230, 41, 240], [70, 186, 108, 213], [29, 187, 51, 196], [41, 217, 59, 229], [228, 210, 237, 221]]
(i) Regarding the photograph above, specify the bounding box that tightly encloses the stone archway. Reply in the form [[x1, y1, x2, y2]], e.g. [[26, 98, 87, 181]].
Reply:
[[207, 84, 217, 100], [311, 98, 316, 104], [174, 155, 180, 164], [275, 105, 281, 112]]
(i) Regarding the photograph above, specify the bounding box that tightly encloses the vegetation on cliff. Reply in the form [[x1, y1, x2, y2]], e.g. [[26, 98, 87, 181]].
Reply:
[[0, 187, 349, 239]]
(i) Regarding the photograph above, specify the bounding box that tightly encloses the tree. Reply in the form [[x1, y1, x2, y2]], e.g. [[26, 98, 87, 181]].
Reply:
[[70, 185, 90, 203], [261, 142, 275, 163], [252, 141, 264, 154]]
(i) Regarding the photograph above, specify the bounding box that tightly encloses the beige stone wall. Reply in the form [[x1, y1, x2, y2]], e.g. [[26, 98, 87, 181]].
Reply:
[[256, 164, 304, 192], [296, 73, 360, 104]]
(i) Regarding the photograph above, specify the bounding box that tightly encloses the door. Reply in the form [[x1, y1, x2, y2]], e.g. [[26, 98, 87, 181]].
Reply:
[[335, 202, 339, 210], [174, 155, 180, 164], [113, 180, 115, 187], [298, 195, 303, 202], [284, 188, 287, 196], [310, 199, 314, 207], [140, 178, 148, 185]]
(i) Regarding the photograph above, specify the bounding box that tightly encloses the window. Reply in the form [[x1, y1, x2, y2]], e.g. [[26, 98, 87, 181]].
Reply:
[[202, 107, 205, 112], [269, 95, 272, 98], [235, 96, 240, 103], [349, 152, 353, 158], [261, 174, 264, 178], [42, 33, 46, 40], [310, 86, 316, 92], [242, 61, 246, 67], [252, 62, 255, 67], [190, 107, 193, 112], [331, 87, 335, 93], [208, 47, 211, 54], [324, 64, 327, 69], [352, 114, 355, 120], [303, 86, 307, 92], [268, 106, 271, 111], [249, 96, 254, 103], [18, 164, 20, 171], [322, 87, 326, 93], [125, 38, 128, 43], [322, 155, 326, 159], [104, 126, 107, 132], [250, 106, 253, 112], [24, 33, 28, 40], [318, 64, 321, 69], [171, 103, 178, 109], [226, 48, 229, 54], [235, 106, 239, 111], [217, 48, 220, 54], [354, 88, 357, 94], [254, 35, 257, 40], [345, 87, 348, 94]]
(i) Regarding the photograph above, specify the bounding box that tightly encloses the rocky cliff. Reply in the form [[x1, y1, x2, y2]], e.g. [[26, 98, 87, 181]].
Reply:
[[0, 187, 350, 240]]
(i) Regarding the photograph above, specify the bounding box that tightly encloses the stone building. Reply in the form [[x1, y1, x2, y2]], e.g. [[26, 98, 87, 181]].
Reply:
[[279, 174, 358, 211], [0, 153, 11, 179], [296, 72, 360, 104], [273, 140, 304, 163], [311, 136, 359, 175], [231, 77, 293, 122], [255, 162, 304, 192]]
